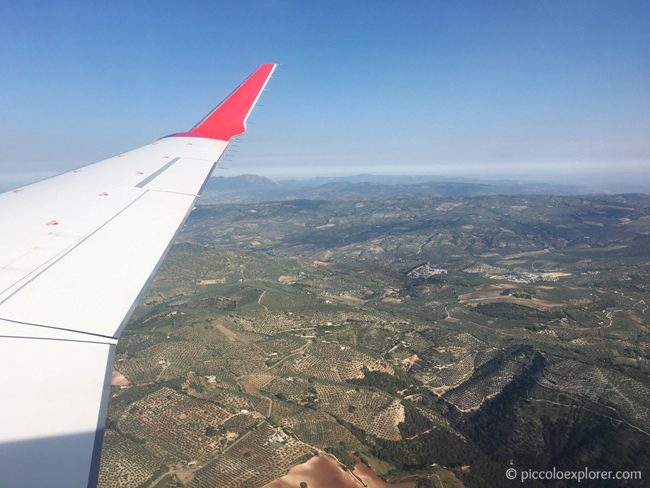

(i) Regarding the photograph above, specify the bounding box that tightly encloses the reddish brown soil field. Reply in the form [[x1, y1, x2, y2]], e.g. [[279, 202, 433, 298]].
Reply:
[[263, 454, 359, 488]]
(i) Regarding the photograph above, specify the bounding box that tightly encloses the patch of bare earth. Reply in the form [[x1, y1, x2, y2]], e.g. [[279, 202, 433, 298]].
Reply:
[[401, 354, 419, 371], [278, 275, 297, 284], [262, 454, 360, 488], [111, 370, 130, 386], [382, 297, 402, 304], [324, 294, 366, 306], [175, 469, 195, 485], [213, 322, 238, 342], [435, 201, 463, 212], [239, 378, 259, 395], [196, 278, 226, 285]]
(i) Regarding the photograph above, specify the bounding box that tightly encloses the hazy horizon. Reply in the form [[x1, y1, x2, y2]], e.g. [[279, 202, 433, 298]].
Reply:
[[1, 1, 648, 194], [2, 162, 648, 195]]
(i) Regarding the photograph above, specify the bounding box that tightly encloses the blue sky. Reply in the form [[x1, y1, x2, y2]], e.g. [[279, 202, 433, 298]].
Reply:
[[0, 0, 648, 189]]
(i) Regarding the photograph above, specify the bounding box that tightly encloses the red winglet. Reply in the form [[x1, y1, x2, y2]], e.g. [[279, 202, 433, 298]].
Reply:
[[172, 64, 276, 141]]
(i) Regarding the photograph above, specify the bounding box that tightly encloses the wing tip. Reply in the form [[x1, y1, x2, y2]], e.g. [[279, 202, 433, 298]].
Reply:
[[169, 63, 276, 142]]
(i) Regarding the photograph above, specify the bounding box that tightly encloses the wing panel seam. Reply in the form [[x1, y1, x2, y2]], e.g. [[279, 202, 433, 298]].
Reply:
[[0, 316, 118, 342], [0, 191, 149, 306], [0, 335, 116, 345]]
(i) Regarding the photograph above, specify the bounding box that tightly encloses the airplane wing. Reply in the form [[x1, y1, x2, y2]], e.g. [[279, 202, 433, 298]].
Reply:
[[0, 63, 276, 487]]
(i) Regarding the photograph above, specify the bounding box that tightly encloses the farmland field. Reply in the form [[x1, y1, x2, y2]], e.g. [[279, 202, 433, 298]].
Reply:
[[99, 177, 650, 487]]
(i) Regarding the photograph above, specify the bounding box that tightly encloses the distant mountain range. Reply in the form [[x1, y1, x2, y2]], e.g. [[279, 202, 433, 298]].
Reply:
[[200, 174, 587, 204]]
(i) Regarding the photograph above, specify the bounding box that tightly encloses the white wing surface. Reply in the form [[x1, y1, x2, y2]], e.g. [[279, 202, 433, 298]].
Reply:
[[0, 63, 276, 487]]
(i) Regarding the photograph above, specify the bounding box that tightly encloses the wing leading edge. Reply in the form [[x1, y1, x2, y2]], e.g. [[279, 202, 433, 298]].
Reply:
[[0, 64, 275, 487]]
